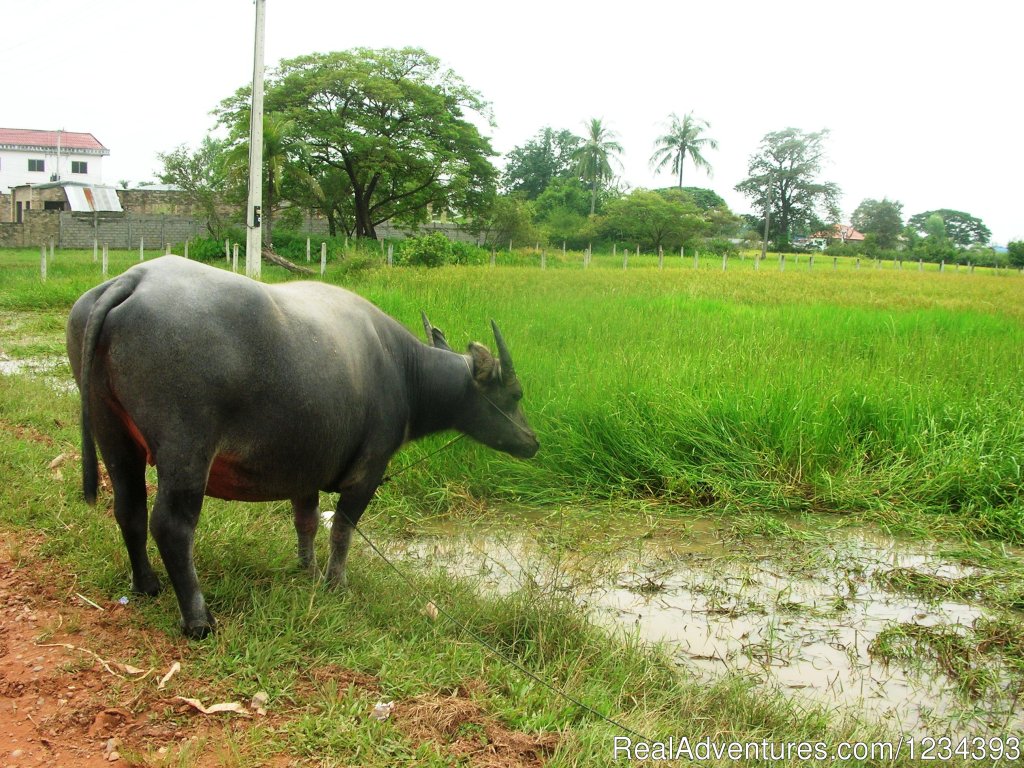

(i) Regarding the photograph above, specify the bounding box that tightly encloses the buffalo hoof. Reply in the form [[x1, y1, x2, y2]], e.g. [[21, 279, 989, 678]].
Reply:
[[131, 574, 162, 597], [180, 610, 216, 640]]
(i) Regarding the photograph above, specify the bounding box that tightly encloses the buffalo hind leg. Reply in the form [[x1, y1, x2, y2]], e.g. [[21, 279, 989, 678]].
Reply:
[[293, 494, 320, 576], [150, 475, 213, 639], [94, 418, 160, 596]]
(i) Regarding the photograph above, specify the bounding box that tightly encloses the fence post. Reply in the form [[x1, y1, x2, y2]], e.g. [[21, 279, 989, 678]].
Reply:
[[49, 239, 54, 260], [93, 238, 98, 263], [139, 237, 144, 262], [184, 240, 189, 259], [321, 243, 327, 276], [833, 256, 837, 270], [918, 259, 923, 271], [855, 258, 860, 269], [232, 243, 239, 272], [165, 242, 171, 256], [387, 242, 394, 267], [693, 249, 699, 269], [490, 248, 496, 267], [940, 260, 945, 272], [659, 246, 664, 269], [623, 248, 628, 270], [780, 253, 785, 272], [809, 254, 814, 271], [306, 237, 311, 262], [40, 245, 47, 282], [225, 238, 230, 263], [722, 252, 728, 271], [102, 244, 109, 277], [754, 252, 760, 271], [541, 250, 546, 269]]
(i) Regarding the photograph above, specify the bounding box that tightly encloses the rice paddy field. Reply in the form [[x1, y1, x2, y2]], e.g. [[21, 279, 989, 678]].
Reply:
[[1, 245, 1022, 765]]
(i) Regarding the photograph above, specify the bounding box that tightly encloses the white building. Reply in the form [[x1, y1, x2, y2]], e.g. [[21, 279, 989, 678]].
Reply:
[[0, 128, 109, 193]]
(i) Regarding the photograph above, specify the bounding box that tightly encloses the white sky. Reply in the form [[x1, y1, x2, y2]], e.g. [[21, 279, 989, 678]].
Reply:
[[3, 0, 1021, 244]]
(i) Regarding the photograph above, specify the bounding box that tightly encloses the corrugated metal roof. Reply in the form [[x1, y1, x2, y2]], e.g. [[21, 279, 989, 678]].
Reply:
[[0, 128, 109, 154], [63, 184, 123, 212]]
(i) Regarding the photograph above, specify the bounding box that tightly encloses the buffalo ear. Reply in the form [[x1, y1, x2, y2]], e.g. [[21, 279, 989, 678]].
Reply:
[[468, 342, 500, 384]]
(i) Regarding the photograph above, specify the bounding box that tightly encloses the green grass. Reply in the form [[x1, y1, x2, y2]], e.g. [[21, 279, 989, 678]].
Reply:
[[2, 246, 1024, 763]]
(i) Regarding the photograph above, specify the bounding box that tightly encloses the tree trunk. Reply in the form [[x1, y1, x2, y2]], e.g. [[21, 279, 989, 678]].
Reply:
[[589, 178, 597, 215]]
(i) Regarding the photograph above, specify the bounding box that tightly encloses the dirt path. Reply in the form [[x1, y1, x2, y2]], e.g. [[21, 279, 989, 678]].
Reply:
[[0, 536, 268, 767]]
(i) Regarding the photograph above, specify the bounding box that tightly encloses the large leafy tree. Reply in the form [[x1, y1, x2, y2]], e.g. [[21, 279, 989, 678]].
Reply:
[[573, 118, 623, 215], [734, 128, 841, 249], [600, 189, 706, 251], [649, 112, 717, 188], [217, 47, 497, 239], [501, 127, 581, 199], [851, 198, 904, 250], [907, 209, 991, 247]]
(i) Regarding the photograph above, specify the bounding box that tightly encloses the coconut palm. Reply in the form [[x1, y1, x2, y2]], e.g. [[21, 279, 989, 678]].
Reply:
[[650, 112, 718, 188], [226, 113, 306, 247], [573, 118, 624, 215]]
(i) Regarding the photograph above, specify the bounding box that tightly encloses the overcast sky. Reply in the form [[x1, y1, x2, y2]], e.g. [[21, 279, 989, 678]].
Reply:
[[4, 0, 1020, 244]]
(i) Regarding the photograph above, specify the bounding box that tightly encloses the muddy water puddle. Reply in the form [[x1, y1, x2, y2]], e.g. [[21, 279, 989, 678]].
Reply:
[[374, 518, 1022, 739], [0, 353, 74, 392]]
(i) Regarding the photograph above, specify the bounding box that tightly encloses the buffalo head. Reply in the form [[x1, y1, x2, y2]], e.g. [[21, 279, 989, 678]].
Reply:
[[422, 313, 539, 459]]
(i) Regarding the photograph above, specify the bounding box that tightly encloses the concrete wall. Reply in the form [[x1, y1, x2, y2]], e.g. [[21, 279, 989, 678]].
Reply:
[[0, 211, 207, 249]]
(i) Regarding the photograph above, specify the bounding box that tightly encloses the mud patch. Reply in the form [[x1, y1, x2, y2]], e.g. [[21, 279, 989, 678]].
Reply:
[[394, 682, 558, 768]]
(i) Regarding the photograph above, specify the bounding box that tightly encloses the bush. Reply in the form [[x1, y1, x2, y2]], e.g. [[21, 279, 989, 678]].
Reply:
[[184, 228, 245, 262], [700, 237, 739, 257], [396, 232, 454, 267]]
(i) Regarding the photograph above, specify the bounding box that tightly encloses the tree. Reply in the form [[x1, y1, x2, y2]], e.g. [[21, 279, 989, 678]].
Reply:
[[501, 127, 581, 199], [851, 198, 904, 250], [907, 209, 991, 247], [678, 186, 728, 212], [734, 128, 841, 249], [532, 177, 592, 247], [1007, 241, 1024, 268], [156, 137, 232, 237], [920, 213, 956, 263], [473, 195, 541, 249], [572, 118, 623, 215], [600, 189, 706, 252], [649, 112, 717, 188], [217, 47, 497, 239], [223, 113, 308, 247]]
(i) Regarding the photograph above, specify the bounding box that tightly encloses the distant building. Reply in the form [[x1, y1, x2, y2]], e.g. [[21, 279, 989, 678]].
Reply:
[[0, 128, 109, 193], [814, 224, 866, 244]]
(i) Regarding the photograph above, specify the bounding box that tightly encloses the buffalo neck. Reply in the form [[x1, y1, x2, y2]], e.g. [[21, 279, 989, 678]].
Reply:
[[404, 344, 474, 441]]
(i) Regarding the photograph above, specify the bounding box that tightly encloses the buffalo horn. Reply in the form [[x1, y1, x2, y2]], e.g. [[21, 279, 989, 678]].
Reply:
[[490, 320, 517, 382], [420, 311, 451, 351]]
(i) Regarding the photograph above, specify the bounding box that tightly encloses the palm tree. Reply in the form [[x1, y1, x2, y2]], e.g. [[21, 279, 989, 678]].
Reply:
[[649, 112, 717, 188], [227, 113, 306, 247], [573, 118, 623, 215]]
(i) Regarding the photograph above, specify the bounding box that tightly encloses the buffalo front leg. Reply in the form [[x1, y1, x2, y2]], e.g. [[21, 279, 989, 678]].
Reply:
[[326, 484, 377, 589], [292, 494, 320, 576], [150, 478, 213, 639]]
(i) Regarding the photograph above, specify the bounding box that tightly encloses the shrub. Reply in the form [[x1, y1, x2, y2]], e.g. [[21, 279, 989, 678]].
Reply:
[[396, 232, 454, 267]]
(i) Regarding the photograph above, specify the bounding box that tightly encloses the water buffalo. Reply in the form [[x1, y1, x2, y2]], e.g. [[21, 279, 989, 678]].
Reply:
[[66, 256, 538, 638]]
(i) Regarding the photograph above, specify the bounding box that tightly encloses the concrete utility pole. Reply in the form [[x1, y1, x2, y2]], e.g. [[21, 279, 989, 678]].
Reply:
[[245, 0, 266, 279]]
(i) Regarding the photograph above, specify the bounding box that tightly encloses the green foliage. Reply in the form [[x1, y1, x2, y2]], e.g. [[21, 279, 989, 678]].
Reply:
[[573, 118, 623, 215], [396, 231, 453, 267], [156, 137, 235, 238], [679, 186, 728, 211], [216, 47, 497, 240], [473, 195, 541, 249], [649, 112, 717, 188], [735, 128, 841, 249], [1008, 241, 1024, 268], [500, 127, 581, 198], [851, 198, 904, 249], [908, 209, 992, 247], [599, 189, 707, 251]]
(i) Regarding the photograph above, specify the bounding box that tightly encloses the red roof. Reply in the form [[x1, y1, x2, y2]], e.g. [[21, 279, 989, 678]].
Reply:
[[0, 128, 107, 151]]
